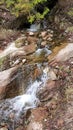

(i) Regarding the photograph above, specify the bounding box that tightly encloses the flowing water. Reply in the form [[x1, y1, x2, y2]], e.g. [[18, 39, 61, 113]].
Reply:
[[0, 65, 50, 120], [0, 23, 70, 127]]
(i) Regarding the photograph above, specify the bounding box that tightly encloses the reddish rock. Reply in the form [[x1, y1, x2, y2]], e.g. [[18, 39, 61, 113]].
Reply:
[[38, 80, 59, 102], [27, 36, 38, 44], [41, 31, 47, 38], [43, 35, 49, 40], [24, 43, 37, 55], [26, 107, 48, 130], [31, 107, 48, 122], [0, 67, 18, 99], [45, 80, 57, 90], [33, 67, 42, 80]]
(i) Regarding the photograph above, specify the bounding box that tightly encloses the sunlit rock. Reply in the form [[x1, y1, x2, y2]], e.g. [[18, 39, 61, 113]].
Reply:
[[56, 43, 73, 61]]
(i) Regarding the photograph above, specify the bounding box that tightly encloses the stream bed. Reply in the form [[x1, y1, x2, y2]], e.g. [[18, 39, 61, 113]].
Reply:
[[0, 24, 73, 130]]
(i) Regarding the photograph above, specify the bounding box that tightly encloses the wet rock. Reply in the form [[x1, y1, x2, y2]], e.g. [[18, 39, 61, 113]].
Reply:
[[34, 48, 52, 58], [32, 48, 52, 63], [33, 67, 43, 80]]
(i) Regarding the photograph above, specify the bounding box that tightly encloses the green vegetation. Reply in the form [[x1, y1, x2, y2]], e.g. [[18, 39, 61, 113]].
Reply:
[[0, 0, 49, 23], [68, 8, 73, 16]]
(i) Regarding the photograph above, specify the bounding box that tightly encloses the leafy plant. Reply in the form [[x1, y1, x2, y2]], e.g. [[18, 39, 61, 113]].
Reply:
[[0, 0, 49, 23]]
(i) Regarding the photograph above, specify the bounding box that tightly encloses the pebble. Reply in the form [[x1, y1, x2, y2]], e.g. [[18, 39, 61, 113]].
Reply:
[[22, 59, 26, 63], [47, 37, 52, 41], [71, 61, 73, 64], [9, 113, 14, 119], [29, 32, 34, 36], [41, 31, 47, 37], [44, 119, 47, 122], [13, 59, 20, 65]]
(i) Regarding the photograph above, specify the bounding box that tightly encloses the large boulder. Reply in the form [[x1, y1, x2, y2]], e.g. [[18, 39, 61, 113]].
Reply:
[[0, 66, 18, 99]]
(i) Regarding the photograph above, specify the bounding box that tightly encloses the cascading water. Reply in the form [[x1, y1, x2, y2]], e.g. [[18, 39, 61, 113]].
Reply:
[[13, 66, 49, 113], [0, 65, 50, 119]]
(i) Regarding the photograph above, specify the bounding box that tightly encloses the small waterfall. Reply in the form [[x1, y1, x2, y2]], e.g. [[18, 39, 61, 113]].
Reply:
[[0, 66, 50, 118], [27, 23, 41, 32], [13, 66, 49, 113]]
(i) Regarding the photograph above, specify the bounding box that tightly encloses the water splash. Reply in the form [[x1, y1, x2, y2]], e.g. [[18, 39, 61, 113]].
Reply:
[[13, 66, 49, 113]]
